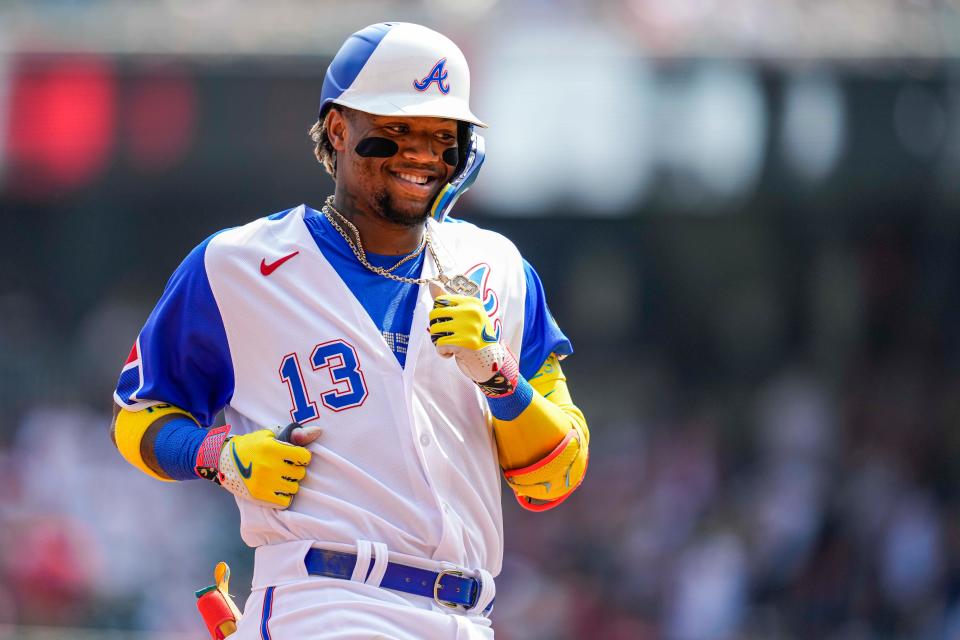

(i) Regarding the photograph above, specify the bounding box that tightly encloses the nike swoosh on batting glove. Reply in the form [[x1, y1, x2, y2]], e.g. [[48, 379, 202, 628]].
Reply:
[[428, 293, 520, 398], [195, 423, 321, 509]]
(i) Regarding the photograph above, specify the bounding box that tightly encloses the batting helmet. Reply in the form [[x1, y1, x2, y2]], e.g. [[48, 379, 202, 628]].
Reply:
[[320, 22, 486, 222]]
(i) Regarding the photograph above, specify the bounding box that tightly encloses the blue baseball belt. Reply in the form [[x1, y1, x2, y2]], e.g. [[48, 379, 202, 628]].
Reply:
[[304, 548, 494, 613]]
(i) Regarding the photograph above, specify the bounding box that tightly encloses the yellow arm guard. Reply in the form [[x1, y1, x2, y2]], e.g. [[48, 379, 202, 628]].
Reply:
[[112, 403, 199, 482], [493, 354, 590, 511]]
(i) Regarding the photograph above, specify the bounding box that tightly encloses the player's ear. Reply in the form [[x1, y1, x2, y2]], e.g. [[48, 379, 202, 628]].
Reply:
[[325, 108, 348, 153]]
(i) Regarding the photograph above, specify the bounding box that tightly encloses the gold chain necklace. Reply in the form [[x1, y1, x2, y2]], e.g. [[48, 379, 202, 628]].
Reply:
[[321, 195, 481, 296], [323, 196, 427, 275], [322, 195, 440, 286]]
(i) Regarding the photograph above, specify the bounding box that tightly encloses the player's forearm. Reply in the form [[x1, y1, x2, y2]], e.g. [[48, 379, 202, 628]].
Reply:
[[111, 402, 219, 482], [490, 382, 584, 470], [490, 352, 588, 464], [489, 355, 589, 511], [425, 297, 588, 510], [112, 401, 317, 508]]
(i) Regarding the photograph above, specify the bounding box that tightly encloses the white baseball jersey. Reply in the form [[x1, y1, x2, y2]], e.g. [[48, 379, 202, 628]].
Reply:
[[114, 204, 571, 635]]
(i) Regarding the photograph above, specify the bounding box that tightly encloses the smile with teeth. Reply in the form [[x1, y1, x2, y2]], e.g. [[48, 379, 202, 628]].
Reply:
[[394, 172, 431, 186]]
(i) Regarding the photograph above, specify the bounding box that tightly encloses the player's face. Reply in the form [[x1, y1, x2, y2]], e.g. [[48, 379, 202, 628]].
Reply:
[[333, 109, 458, 226]]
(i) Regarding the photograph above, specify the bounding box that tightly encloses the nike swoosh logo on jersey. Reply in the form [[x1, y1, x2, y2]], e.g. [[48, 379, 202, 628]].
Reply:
[[232, 442, 253, 479], [481, 326, 498, 343], [260, 251, 300, 276]]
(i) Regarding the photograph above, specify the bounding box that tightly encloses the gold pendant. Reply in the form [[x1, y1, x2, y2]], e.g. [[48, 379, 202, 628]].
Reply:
[[437, 273, 480, 297]]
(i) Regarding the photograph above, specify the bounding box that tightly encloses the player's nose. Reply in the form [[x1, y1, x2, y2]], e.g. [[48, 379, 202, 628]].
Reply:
[[398, 132, 444, 165]]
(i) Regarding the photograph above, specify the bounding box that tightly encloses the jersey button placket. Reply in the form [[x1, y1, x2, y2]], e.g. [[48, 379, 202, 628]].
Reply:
[[419, 433, 431, 447]]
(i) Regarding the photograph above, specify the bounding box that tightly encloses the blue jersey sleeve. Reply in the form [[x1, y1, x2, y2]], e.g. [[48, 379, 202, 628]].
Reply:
[[518, 259, 573, 380], [113, 234, 234, 426]]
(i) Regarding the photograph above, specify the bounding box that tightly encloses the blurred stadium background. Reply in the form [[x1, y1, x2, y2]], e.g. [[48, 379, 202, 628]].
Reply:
[[4, 0, 960, 638]]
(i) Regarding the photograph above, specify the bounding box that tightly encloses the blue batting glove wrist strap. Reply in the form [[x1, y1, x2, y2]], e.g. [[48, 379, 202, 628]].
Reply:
[[152, 416, 207, 481], [486, 376, 534, 421]]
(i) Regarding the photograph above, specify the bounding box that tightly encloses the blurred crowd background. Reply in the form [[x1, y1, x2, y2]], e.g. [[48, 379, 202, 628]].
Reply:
[[4, 1, 960, 639]]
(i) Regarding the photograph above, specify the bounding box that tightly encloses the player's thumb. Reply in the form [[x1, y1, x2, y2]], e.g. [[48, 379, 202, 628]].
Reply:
[[429, 281, 446, 300], [290, 425, 323, 446], [274, 423, 323, 446]]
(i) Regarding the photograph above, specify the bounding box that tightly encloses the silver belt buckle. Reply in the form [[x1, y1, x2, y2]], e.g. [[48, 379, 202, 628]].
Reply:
[[433, 568, 464, 609]]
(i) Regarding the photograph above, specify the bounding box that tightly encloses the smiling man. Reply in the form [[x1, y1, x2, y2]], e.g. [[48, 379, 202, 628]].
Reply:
[[110, 22, 589, 639]]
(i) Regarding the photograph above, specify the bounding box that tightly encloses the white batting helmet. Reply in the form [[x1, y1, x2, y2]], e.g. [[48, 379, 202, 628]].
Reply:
[[319, 22, 486, 128], [319, 22, 487, 221]]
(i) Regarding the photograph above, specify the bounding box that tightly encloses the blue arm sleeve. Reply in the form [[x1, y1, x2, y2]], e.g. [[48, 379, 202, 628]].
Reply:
[[518, 259, 573, 380], [113, 233, 234, 427], [151, 416, 208, 481]]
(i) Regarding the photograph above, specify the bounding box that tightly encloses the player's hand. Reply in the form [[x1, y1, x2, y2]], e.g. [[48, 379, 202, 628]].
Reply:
[[212, 423, 321, 509], [428, 293, 520, 398]]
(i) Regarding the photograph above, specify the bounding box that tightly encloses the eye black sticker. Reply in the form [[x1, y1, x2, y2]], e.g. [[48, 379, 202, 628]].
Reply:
[[355, 137, 399, 158]]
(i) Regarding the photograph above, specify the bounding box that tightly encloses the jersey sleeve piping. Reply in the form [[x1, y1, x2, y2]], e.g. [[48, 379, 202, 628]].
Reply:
[[113, 337, 159, 411]]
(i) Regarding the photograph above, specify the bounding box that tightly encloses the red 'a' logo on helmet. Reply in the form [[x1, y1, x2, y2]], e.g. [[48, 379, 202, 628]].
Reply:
[[413, 58, 450, 95]]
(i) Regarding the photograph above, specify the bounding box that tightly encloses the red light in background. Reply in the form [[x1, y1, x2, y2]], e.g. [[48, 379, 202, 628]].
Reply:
[[125, 67, 197, 173], [6, 55, 116, 197]]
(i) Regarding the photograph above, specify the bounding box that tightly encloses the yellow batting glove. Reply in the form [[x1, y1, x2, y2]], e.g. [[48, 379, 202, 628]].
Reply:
[[428, 294, 520, 397], [201, 423, 321, 509]]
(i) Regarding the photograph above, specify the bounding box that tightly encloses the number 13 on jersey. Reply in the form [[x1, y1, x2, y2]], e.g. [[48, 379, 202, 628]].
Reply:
[[279, 339, 369, 423]]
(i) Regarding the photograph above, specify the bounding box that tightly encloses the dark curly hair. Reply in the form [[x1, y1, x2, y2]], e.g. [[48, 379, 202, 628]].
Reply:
[[308, 108, 338, 177]]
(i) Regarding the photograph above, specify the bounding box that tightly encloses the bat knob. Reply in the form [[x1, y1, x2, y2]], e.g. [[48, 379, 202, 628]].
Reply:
[[274, 423, 300, 443]]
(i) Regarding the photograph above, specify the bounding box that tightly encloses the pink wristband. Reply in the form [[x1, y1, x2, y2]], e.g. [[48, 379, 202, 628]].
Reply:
[[194, 424, 231, 480]]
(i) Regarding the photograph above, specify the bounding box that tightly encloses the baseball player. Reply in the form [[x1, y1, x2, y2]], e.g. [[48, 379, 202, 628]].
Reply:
[[110, 22, 589, 639]]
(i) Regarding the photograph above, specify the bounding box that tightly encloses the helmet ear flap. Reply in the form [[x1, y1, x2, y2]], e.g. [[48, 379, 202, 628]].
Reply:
[[455, 121, 472, 175], [431, 126, 485, 222]]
